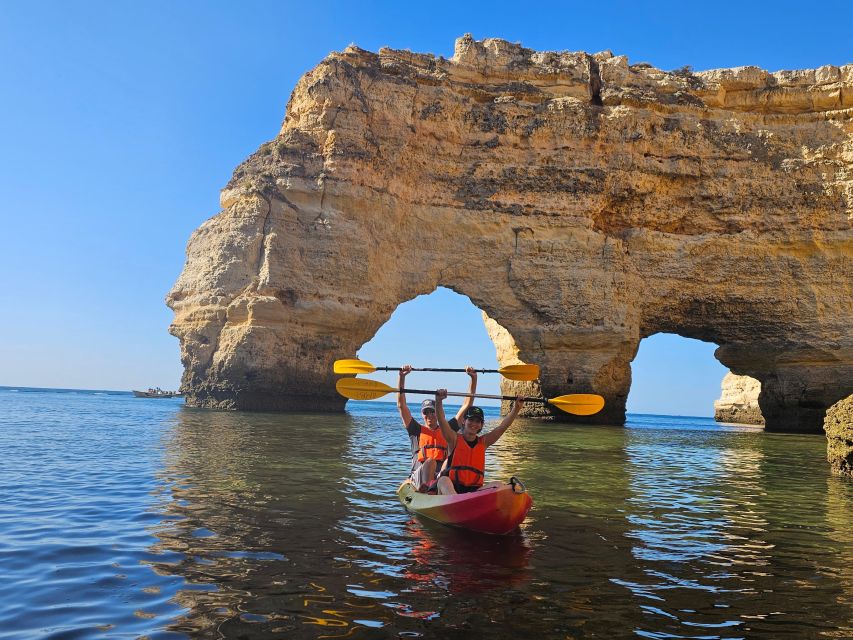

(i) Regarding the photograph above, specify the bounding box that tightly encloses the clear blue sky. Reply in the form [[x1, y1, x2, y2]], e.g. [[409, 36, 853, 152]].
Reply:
[[1, 1, 849, 414]]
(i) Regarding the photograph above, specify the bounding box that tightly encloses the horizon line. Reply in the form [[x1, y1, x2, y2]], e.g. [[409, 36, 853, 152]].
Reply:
[[0, 385, 714, 420]]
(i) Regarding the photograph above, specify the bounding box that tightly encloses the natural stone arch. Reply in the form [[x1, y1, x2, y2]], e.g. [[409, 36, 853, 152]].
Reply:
[[168, 35, 853, 433]]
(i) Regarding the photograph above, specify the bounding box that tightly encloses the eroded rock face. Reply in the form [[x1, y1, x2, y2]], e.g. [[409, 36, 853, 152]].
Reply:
[[483, 312, 546, 418], [825, 395, 853, 476], [168, 35, 853, 431], [714, 372, 764, 425]]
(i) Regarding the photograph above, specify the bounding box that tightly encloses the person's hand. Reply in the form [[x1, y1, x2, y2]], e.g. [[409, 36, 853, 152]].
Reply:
[[515, 395, 525, 410], [400, 364, 413, 377], [436, 388, 448, 401], [465, 366, 477, 380]]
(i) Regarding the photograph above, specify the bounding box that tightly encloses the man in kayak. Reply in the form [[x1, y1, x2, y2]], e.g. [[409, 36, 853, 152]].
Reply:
[[433, 389, 525, 495], [397, 365, 478, 492]]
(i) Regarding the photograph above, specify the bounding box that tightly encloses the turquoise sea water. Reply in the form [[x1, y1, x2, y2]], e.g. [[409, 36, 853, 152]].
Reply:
[[0, 387, 851, 639]]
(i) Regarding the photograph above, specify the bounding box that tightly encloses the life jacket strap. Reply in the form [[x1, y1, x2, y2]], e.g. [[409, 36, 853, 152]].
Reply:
[[418, 443, 448, 462], [449, 465, 484, 488]]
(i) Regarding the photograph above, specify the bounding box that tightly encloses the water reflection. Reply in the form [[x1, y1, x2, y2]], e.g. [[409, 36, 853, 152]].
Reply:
[[142, 405, 853, 639], [401, 517, 533, 595], [825, 475, 853, 639], [150, 407, 355, 636], [6, 390, 851, 638], [506, 421, 641, 638], [620, 430, 767, 637], [620, 425, 853, 639], [746, 432, 853, 638]]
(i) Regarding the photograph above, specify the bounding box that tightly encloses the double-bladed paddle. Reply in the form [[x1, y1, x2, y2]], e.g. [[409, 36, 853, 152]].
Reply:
[[335, 377, 605, 416], [333, 358, 540, 381]]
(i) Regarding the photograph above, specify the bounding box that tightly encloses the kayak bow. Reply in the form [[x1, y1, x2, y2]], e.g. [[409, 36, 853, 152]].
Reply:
[[397, 477, 532, 535]]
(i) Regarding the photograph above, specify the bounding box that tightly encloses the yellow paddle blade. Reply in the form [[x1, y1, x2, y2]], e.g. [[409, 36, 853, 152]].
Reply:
[[547, 394, 605, 416], [335, 377, 396, 400], [333, 359, 377, 375], [497, 364, 540, 381]]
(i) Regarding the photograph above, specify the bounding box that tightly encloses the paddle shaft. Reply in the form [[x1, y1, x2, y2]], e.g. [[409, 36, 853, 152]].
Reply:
[[399, 387, 544, 404], [379, 367, 503, 374]]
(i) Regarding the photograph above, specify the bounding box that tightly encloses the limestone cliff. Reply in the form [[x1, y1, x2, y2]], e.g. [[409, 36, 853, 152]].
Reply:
[[168, 35, 853, 432], [714, 372, 764, 425], [482, 312, 544, 417], [825, 395, 853, 476]]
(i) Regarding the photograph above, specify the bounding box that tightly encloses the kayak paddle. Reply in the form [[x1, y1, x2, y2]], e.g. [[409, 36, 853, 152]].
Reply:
[[333, 358, 540, 381], [335, 377, 605, 416]]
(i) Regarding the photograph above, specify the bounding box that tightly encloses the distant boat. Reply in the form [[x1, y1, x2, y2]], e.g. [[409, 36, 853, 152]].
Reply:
[[132, 388, 183, 398]]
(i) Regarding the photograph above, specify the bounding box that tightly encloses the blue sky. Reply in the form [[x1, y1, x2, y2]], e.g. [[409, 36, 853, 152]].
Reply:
[[0, 1, 849, 415]]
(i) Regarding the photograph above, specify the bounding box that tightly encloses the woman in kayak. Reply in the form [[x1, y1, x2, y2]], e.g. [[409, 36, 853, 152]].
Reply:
[[433, 389, 525, 495], [397, 365, 478, 492]]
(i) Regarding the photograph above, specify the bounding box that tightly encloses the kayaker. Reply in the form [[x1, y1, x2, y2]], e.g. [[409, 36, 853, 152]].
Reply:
[[433, 388, 525, 495], [397, 365, 478, 492]]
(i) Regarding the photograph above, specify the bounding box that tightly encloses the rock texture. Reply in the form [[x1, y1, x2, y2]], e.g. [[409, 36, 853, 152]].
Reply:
[[168, 35, 853, 431], [714, 372, 764, 425], [825, 395, 853, 476], [482, 312, 545, 417]]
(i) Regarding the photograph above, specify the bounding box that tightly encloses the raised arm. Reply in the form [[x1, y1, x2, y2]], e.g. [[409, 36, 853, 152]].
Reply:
[[396, 365, 414, 427], [435, 389, 458, 450], [453, 366, 478, 423], [482, 396, 525, 448]]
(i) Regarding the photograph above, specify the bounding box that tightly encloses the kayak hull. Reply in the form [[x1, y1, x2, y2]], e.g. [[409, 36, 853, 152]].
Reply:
[[397, 478, 532, 535]]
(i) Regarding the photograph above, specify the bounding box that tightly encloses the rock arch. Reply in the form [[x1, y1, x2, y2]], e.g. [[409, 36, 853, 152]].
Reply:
[[168, 36, 853, 433]]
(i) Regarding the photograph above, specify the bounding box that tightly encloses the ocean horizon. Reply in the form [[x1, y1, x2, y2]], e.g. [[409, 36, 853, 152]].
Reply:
[[0, 385, 718, 421]]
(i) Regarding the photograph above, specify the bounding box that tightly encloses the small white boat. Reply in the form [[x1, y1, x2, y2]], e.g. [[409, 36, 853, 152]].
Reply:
[[132, 388, 183, 398]]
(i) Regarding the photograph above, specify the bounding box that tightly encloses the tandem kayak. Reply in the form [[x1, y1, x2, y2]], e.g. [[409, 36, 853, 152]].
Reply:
[[397, 477, 533, 535]]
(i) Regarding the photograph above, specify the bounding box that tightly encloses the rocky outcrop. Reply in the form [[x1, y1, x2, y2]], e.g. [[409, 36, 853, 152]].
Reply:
[[168, 35, 853, 431], [826, 395, 853, 476], [482, 312, 545, 418], [714, 372, 764, 425]]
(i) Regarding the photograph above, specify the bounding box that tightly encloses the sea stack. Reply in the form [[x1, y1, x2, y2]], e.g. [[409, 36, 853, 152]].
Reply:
[[714, 372, 764, 425]]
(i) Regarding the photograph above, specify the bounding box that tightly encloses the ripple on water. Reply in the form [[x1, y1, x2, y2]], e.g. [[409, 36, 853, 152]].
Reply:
[[1, 395, 851, 639]]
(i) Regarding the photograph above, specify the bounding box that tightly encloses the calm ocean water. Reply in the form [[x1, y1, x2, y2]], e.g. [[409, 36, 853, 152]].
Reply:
[[0, 387, 851, 639]]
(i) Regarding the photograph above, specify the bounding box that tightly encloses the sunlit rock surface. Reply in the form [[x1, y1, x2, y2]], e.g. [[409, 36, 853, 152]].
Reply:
[[714, 372, 764, 425], [826, 395, 853, 477], [168, 35, 853, 432], [482, 311, 544, 418]]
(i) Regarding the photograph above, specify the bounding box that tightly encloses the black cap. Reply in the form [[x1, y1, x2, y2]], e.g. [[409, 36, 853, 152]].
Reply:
[[465, 406, 485, 421], [421, 399, 436, 411]]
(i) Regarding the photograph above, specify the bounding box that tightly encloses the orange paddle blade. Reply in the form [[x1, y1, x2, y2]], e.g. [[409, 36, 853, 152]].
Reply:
[[547, 394, 605, 416], [335, 377, 395, 400], [333, 359, 377, 375]]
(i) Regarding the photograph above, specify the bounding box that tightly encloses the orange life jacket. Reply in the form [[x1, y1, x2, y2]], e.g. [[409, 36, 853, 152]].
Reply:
[[445, 436, 485, 490], [417, 425, 449, 463]]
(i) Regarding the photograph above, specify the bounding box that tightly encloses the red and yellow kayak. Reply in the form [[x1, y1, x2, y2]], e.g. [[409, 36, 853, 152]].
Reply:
[[397, 477, 532, 535]]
